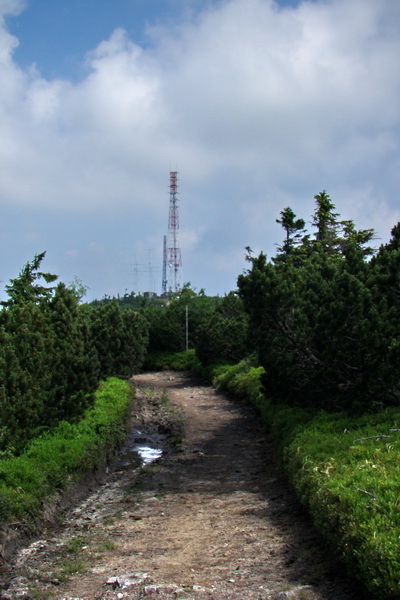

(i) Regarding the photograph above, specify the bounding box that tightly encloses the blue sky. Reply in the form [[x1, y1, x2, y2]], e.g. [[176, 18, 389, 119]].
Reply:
[[1, 0, 400, 300], [7, 1, 187, 79], [7, 0, 301, 80]]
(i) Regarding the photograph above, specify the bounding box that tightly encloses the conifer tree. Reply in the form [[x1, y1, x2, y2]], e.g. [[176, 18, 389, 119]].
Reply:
[[311, 190, 340, 252], [274, 206, 306, 261], [195, 292, 249, 366], [2, 252, 57, 307], [237, 192, 387, 410]]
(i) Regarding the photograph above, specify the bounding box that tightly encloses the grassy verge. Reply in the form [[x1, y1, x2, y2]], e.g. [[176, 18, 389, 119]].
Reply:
[[212, 360, 400, 600], [143, 349, 199, 372], [0, 377, 134, 525]]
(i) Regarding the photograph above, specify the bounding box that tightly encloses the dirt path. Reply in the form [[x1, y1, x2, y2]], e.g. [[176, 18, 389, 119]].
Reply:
[[1, 372, 363, 600]]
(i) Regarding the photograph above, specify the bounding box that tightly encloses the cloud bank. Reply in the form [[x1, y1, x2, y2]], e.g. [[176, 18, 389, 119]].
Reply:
[[0, 0, 399, 298]]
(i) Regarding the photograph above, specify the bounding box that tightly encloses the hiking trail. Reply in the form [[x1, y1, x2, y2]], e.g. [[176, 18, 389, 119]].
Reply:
[[1, 372, 361, 600]]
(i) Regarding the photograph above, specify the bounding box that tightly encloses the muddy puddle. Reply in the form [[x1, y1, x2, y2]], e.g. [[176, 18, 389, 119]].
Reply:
[[117, 428, 164, 470]]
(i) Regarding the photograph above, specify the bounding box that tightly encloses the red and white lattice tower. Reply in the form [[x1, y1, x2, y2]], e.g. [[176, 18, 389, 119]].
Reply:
[[167, 171, 182, 293]]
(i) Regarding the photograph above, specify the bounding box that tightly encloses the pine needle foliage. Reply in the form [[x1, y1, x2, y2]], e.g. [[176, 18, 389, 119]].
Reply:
[[237, 191, 400, 411], [0, 254, 148, 453], [0, 378, 133, 523]]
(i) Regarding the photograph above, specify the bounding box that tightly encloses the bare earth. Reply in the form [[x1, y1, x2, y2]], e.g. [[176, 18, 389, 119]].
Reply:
[[1, 372, 364, 600]]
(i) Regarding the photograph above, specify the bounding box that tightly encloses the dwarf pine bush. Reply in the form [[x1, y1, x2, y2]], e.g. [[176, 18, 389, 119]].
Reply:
[[0, 378, 133, 523]]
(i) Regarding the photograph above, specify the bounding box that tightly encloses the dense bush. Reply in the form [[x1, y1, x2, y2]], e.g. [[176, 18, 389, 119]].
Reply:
[[81, 301, 148, 379], [238, 191, 400, 411], [140, 286, 220, 354], [138, 288, 249, 368], [0, 377, 133, 523], [143, 349, 199, 372], [141, 301, 185, 353], [0, 280, 99, 452], [195, 292, 249, 366], [0, 254, 148, 453]]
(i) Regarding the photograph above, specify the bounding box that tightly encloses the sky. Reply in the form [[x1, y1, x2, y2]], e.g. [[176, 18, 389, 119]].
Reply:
[[0, 0, 399, 301]]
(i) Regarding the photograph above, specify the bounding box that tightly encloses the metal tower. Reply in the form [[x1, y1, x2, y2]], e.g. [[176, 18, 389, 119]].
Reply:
[[167, 171, 182, 293], [162, 235, 167, 295]]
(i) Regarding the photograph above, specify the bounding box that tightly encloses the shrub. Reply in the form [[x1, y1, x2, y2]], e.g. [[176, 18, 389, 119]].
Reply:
[[0, 378, 133, 523], [143, 349, 198, 372], [211, 358, 400, 598]]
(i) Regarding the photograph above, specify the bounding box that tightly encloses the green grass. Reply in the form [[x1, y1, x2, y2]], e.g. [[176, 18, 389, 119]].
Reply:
[[212, 358, 400, 600], [282, 409, 400, 599], [65, 536, 88, 554], [58, 557, 87, 578], [0, 377, 134, 524], [212, 359, 266, 409], [143, 349, 199, 371]]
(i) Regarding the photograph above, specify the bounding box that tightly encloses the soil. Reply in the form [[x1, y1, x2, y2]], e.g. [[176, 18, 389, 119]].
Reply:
[[0, 371, 365, 600]]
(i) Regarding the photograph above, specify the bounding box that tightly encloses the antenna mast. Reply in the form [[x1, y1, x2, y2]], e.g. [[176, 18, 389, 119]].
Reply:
[[162, 235, 167, 295], [167, 171, 182, 293]]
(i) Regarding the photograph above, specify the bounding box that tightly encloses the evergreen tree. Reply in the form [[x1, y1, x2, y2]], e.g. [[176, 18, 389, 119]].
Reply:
[[0, 302, 54, 449], [274, 206, 306, 262], [311, 190, 340, 252], [44, 283, 98, 425], [84, 301, 149, 378], [195, 292, 249, 366], [0, 256, 99, 451], [237, 192, 386, 411], [2, 252, 57, 307]]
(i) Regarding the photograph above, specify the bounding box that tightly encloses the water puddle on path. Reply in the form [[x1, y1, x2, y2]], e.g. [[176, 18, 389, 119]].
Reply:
[[118, 429, 164, 470]]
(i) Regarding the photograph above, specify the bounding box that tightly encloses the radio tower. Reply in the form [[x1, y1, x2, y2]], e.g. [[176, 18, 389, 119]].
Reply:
[[162, 235, 167, 296], [167, 171, 182, 293]]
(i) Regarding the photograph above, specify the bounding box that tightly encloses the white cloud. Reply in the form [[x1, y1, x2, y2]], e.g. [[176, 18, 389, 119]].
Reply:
[[0, 0, 400, 298]]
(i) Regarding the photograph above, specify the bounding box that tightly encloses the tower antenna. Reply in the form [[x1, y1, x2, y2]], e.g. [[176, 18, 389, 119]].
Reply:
[[162, 235, 167, 296], [167, 171, 182, 293]]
